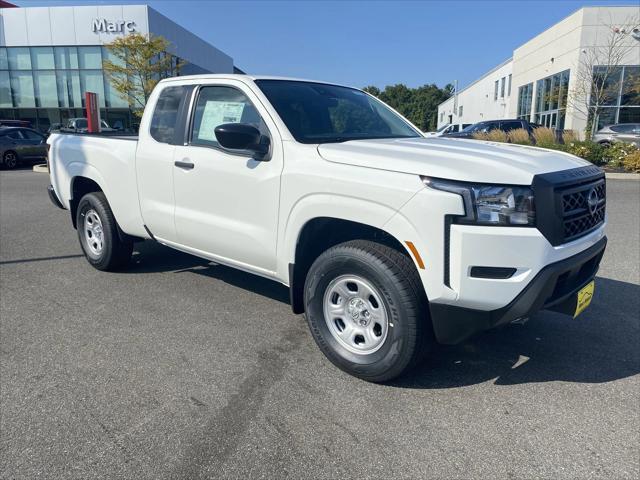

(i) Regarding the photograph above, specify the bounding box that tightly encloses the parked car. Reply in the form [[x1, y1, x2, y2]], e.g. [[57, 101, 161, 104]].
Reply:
[[445, 119, 541, 139], [425, 123, 471, 137], [61, 118, 116, 133], [47, 75, 606, 382], [47, 123, 64, 136], [0, 119, 33, 128], [592, 123, 640, 147], [0, 127, 48, 169]]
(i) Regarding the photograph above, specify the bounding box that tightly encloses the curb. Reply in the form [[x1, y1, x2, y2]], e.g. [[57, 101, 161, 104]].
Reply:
[[605, 172, 639, 180], [33, 164, 49, 173]]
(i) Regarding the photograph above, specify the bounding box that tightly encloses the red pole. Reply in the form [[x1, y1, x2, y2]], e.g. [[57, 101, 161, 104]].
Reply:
[[85, 92, 100, 133]]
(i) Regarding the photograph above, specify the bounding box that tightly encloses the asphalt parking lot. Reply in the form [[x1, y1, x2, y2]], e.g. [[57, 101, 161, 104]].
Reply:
[[0, 169, 638, 479]]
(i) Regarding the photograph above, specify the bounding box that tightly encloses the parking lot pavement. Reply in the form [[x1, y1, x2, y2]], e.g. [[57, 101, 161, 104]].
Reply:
[[0, 169, 638, 479]]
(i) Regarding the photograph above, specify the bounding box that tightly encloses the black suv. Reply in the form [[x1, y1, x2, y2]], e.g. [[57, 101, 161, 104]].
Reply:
[[444, 119, 541, 139]]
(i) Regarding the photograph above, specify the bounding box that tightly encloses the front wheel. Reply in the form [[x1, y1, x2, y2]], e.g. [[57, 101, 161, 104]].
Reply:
[[304, 240, 433, 382], [76, 192, 133, 271]]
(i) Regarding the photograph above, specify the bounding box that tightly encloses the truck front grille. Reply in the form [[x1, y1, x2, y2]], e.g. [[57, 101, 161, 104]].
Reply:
[[532, 165, 605, 246], [560, 179, 606, 242]]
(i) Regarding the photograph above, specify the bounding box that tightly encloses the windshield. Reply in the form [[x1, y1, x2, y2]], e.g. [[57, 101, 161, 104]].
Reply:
[[255, 80, 421, 144], [435, 124, 450, 133]]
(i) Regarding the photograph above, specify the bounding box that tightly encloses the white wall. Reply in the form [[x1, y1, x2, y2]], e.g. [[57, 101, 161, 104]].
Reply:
[[437, 59, 513, 129], [0, 5, 150, 46]]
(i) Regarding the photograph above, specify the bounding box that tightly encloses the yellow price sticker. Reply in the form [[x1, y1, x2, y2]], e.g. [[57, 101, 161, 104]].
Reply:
[[574, 280, 595, 318]]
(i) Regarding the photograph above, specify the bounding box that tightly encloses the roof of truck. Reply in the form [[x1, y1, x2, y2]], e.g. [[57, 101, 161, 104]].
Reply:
[[159, 74, 353, 88]]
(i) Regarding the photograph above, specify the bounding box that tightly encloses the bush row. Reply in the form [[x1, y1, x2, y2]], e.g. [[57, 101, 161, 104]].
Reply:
[[472, 127, 640, 173]]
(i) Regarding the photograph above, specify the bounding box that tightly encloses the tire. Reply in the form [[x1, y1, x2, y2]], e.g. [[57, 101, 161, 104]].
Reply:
[[599, 141, 611, 148], [303, 240, 433, 382], [3, 151, 18, 169], [76, 192, 133, 271]]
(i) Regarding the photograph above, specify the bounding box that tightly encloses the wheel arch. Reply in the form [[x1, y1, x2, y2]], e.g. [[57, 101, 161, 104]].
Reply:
[[287, 216, 422, 314], [70, 175, 105, 229]]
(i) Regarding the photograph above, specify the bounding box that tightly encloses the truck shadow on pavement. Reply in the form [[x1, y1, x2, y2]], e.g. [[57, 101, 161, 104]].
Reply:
[[393, 276, 640, 389], [129, 241, 639, 388], [128, 240, 291, 304]]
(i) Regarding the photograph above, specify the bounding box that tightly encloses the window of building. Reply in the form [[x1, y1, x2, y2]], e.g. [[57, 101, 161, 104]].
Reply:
[[191, 86, 266, 149], [0, 45, 184, 133], [54, 47, 79, 70], [30, 47, 55, 70], [0, 48, 7, 70], [150, 85, 186, 144], [7, 48, 31, 70], [9, 71, 35, 107], [591, 65, 640, 129], [508, 74, 512, 96], [33, 71, 58, 107], [458, 105, 463, 117], [494, 80, 498, 101], [517, 83, 533, 120], [440, 112, 444, 122], [534, 69, 570, 129], [500, 77, 506, 98], [77, 47, 102, 69]]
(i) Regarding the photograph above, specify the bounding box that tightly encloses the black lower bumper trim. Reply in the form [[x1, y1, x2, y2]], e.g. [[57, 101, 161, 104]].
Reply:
[[47, 185, 65, 210], [430, 236, 607, 344]]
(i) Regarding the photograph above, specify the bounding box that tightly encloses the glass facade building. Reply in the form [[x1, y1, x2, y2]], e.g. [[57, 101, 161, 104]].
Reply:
[[0, 4, 236, 132], [0, 46, 137, 132]]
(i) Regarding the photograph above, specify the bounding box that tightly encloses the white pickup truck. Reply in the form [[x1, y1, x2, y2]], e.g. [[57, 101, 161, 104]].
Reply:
[[47, 75, 607, 382]]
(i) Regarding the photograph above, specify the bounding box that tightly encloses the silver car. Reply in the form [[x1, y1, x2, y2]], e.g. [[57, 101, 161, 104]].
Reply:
[[592, 123, 640, 147]]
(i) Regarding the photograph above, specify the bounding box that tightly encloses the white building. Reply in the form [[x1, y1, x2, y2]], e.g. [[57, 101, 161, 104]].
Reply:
[[0, 4, 237, 131], [437, 6, 640, 138]]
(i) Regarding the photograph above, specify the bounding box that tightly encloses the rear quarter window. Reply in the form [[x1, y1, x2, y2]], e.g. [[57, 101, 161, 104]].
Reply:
[[150, 86, 188, 144]]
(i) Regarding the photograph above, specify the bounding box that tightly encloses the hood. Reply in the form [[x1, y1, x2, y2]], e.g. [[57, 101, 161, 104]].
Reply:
[[317, 137, 589, 184]]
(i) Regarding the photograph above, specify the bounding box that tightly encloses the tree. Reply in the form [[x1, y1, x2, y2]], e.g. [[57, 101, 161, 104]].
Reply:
[[102, 33, 182, 117], [568, 15, 640, 137], [364, 83, 453, 131]]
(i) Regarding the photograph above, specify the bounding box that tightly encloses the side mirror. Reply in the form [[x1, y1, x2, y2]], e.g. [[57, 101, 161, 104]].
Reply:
[[214, 123, 270, 158]]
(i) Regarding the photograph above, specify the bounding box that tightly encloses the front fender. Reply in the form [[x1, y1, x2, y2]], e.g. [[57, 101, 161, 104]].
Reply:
[[278, 193, 413, 282]]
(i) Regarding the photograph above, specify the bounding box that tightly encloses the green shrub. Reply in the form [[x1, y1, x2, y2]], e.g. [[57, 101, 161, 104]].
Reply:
[[601, 142, 640, 167], [623, 150, 640, 173], [563, 141, 607, 165], [507, 128, 531, 145]]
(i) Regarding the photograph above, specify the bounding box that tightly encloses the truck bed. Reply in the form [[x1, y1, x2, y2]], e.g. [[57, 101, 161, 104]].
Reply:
[[47, 132, 146, 238]]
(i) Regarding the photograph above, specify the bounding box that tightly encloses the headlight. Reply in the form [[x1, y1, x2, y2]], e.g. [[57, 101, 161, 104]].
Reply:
[[422, 177, 535, 226]]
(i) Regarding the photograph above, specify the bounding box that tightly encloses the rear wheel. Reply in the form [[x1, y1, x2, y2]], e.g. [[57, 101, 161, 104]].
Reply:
[[3, 151, 18, 169], [76, 192, 133, 271], [303, 240, 433, 382]]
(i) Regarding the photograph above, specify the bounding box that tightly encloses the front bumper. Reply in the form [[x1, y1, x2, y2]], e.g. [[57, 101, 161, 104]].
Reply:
[[429, 236, 607, 344]]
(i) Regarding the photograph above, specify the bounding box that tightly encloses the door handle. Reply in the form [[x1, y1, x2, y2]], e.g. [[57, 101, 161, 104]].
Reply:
[[174, 160, 195, 170]]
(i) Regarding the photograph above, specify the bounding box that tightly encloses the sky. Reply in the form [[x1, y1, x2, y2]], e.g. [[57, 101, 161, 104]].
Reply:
[[13, 0, 640, 90]]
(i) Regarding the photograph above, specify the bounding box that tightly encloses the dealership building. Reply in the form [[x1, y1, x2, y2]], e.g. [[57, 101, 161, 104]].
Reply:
[[437, 6, 640, 137], [0, 3, 238, 131]]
